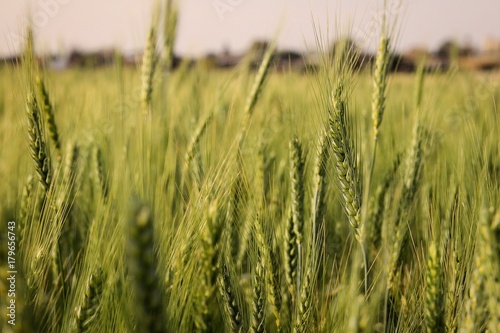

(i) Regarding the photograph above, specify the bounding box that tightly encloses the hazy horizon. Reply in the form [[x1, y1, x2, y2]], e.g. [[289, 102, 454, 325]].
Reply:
[[1, 0, 499, 57]]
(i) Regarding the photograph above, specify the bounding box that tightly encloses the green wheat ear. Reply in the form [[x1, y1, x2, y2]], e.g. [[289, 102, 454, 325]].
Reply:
[[140, 12, 159, 116], [36, 75, 62, 160], [289, 136, 305, 247], [284, 208, 297, 293], [294, 263, 314, 333], [26, 91, 52, 192], [312, 130, 330, 242], [328, 83, 363, 243], [425, 242, 444, 333], [254, 214, 282, 330], [249, 260, 266, 333], [126, 199, 167, 333], [19, 174, 34, 239], [162, 0, 178, 71], [371, 35, 390, 141], [74, 268, 106, 333], [217, 264, 244, 333]]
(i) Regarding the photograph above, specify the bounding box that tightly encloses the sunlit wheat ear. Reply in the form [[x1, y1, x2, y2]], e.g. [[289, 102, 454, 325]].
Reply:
[[254, 215, 281, 330], [140, 16, 158, 116], [126, 200, 166, 333], [36, 75, 61, 160], [268, 251, 282, 331], [387, 220, 406, 292], [289, 136, 305, 246], [403, 123, 424, 204], [282, 208, 297, 328], [236, 42, 275, 148], [294, 264, 314, 333], [312, 130, 330, 243], [26, 91, 52, 192], [195, 201, 224, 331], [74, 268, 106, 333], [249, 260, 266, 333], [328, 82, 369, 292], [217, 264, 244, 333], [425, 242, 444, 333], [444, 241, 462, 332], [328, 83, 363, 243], [201, 200, 224, 287], [441, 189, 462, 330], [371, 35, 390, 141], [284, 208, 297, 293]]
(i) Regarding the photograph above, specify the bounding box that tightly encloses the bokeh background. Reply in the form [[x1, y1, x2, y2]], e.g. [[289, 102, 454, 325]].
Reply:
[[1, 0, 499, 57]]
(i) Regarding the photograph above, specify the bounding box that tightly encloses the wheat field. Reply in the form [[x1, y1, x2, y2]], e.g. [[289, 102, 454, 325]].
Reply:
[[0, 5, 500, 333]]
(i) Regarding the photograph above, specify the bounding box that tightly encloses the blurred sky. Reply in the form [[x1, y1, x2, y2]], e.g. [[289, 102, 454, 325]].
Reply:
[[1, 0, 499, 57]]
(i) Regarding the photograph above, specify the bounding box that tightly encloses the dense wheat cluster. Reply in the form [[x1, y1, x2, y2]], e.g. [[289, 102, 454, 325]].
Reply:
[[1, 2, 500, 332]]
